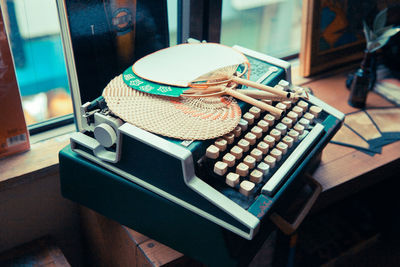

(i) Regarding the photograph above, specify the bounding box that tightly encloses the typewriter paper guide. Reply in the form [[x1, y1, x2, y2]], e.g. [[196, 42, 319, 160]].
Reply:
[[132, 43, 247, 87]]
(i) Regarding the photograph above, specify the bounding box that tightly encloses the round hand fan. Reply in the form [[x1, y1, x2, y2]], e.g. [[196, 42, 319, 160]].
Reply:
[[132, 43, 300, 116]]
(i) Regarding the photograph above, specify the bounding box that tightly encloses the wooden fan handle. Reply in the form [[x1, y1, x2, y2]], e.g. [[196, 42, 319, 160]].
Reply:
[[238, 89, 299, 101], [231, 76, 295, 99], [225, 88, 283, 117]]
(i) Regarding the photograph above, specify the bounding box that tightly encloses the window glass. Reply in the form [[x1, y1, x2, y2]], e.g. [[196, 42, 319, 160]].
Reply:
[[167, 0, 177, 46], [4, 0, 72, 126], [4, 0, 178, 128], [220, 0, 302, 58]]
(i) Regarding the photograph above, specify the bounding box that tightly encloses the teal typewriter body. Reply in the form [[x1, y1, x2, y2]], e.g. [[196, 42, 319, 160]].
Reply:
[[59, 46, 344, 266]]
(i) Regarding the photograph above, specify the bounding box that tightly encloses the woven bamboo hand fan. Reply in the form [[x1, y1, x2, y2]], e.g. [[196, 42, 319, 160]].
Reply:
[[131, 43, 302, 116], [103, 75, 242, 140]]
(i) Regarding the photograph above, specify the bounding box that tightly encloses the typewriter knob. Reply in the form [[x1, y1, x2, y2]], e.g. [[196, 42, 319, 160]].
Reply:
[[94, 123, 117, 148]]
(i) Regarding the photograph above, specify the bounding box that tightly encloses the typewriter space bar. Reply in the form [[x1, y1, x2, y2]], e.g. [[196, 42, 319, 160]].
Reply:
[[262, 123, 324, 196]]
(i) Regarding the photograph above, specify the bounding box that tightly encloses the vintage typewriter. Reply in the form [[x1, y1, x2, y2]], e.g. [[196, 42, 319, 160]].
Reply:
[[65, 45, 344, 242]]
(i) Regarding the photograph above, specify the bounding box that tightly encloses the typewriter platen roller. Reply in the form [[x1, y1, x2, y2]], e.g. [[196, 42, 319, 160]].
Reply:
[[69, 46, 344, 240]]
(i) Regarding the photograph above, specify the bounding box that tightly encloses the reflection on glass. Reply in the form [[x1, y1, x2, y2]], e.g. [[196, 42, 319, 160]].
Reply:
[[4, 0, 72, 126], [4, 0, 178, 126], [221, 0, 302, 58], [167, 0, 177, 46]]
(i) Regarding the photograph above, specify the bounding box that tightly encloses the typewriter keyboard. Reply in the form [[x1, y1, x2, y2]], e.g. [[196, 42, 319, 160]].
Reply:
[[199, 95, 326, 210]]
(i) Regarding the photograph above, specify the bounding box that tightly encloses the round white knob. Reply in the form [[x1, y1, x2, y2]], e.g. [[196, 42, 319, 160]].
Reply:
[[94, 123, 117, 148]]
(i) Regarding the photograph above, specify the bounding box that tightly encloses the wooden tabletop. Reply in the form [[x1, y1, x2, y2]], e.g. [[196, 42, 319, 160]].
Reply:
[[80, 72, 400, 266], [301, 72, 400, 205], [1, 68, 399, 266]]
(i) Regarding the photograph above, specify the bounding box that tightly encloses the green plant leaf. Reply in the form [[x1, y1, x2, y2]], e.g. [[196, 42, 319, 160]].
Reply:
[[369, 30, 377, 41], [373, 8, 387, 33], [377, 27, 400, 41], [376, 25, 395, 36], [369, 27, 400, 52], [363, 21, 370, 42], [368, 41, 381, 52]]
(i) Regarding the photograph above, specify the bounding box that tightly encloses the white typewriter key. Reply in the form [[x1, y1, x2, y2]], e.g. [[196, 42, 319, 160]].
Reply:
[[262, 99, 273, 105], [309, 105, 322, 118], [274, 84, 285, 91], [223, 132, 235, 144], [244, 132, 257, 145], [250, 148, 263, 162], [263, 114, 275, 126], [230, 146, 243, 160], [282, 135, 294, 148], [206, 145, 220, 159], [275, 102, 287, 111], [236, 163, 249, 177], [233, 126, 242, 137], [214, 161, 228, 176], [223, 153, 236, 167], [292, 106, 303, 117], [263, 155, 276, 168], [237, 139, 250, 152], [214, 138, 227, 151], [243, 155, 256, 169], [303, 112, 315, 123], [288, 129, 299, 142], [257, 162, 270, 176], [251, 126, 263, 139], [243, 112, 255, 125], [287, 111, 299, 122], [299, 118, 310, 128], [276, 142, 288, 155], [297, 100, 309, 112], [278, 80, 290, 90], [250, 169, 263, 184], [293, 123, 305, 135], [281, 117, 293, 128], [257, 120, 269, 132], [226, 172, 240, 187], [282, 101, 292, 109], [239, 180, 255, 197], [249, 106, 261, 119], [272, 111, 281, 119], [257, 141, 270, 154], [270, 129, 282, 141], [270, 148, 282, 161], [238, 119, 248, 131], [275, 122, 287, 135], [263, 135, 275, 147]]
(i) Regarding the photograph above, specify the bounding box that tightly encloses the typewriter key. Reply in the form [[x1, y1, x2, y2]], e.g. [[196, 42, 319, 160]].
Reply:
[[214, 161, 228, 176], [257, 141, 269, 154], [257, 120, 269, 132], [226, 172, 240, 187], [239, 180, 255, 196], [250, 169, 263, 184], [236, 163, 249, 177], [309, 106, 322, 118], [206, 145, 219, 159], [263, 155, 276, 168]]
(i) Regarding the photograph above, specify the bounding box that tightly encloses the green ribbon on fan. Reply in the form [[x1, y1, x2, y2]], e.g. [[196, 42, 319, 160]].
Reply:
[[122, 66, 189, 97]]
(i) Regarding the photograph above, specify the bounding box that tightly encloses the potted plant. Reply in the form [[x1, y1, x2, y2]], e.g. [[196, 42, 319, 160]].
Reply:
[[348, 8, 400, 108]]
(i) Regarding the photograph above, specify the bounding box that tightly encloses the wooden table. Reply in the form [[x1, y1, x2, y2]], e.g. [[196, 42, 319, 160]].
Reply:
[[302, 73, 400, 210], [81, 72, 400, 266], [1, 66, 398, 266]]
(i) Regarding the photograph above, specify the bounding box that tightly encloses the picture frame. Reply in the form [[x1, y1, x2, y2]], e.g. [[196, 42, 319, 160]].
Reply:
[[299, 0, 380, 77]]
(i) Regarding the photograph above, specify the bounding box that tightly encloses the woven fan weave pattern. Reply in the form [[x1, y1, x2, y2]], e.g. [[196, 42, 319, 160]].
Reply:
[[103, 75, 242, 140]]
